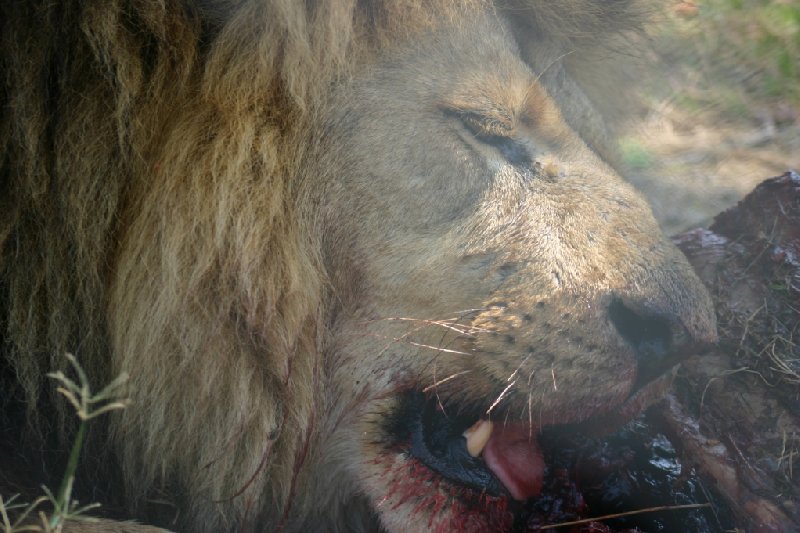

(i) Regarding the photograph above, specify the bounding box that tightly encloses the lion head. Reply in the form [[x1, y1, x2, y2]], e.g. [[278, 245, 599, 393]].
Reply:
[[0, 1, 716, 532]]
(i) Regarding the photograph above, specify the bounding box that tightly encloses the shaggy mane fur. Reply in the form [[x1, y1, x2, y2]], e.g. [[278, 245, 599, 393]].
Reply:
[[1, 0, 646, 528]]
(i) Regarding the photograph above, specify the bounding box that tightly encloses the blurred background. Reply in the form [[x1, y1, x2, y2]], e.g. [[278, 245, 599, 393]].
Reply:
[[618, 0, 799, 234]]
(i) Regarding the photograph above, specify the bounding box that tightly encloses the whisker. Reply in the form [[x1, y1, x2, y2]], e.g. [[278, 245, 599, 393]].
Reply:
[[405, 341, 471, 355], [372, 330, 474, 357], [422, 370, 473, 393], [363, 330, 472, 357], [379, 316, 489, 337], [507, 352, 532, 383], [368, 322, 435, 359], [527, 368, 536, 438], [430, 362, 448, 417], [418, 318, 474, 384], [527, 395, 534, 437], [360, 307, 498, 333], [486, 379, 517, 416]]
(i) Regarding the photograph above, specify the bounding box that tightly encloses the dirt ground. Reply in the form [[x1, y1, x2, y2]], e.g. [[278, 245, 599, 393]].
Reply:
[[623, 108, 799, 235], [621, 0, 800, 234]]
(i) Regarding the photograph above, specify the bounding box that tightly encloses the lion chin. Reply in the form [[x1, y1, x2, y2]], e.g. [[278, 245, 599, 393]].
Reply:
[[1, 1, 717, 533]]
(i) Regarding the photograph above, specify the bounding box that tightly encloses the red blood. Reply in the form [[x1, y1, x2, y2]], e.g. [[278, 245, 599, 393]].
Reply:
[[482, 423, 545, 500]]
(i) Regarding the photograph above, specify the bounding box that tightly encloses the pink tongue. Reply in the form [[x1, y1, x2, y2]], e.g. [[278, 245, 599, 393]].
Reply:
[[482, 423, 544, 501]]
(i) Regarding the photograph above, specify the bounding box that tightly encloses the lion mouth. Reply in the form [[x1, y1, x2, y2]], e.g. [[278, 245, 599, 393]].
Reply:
[[397, 391, 545, 501], [381, 371, 677, 527], [391, 391, 541, 500]]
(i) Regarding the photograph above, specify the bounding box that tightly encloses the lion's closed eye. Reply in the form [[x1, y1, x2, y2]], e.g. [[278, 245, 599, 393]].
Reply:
[[445, 108, 532, 166]]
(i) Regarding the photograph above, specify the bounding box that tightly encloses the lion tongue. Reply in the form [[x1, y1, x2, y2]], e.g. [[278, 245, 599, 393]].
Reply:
[[482, 423, 545, 501]]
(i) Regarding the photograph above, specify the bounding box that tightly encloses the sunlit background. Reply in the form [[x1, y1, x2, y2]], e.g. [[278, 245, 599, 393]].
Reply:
[[620, 0, 799, 234]]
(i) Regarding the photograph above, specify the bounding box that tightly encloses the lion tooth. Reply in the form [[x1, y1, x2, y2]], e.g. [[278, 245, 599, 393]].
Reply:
[[463, 419, 493, 457]]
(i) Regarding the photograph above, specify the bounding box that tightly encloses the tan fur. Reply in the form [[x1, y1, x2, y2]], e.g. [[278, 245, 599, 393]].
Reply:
[[1, 2, 714, 532]]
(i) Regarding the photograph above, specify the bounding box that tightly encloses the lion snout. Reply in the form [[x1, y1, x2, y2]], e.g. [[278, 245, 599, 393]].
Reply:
[[608, 294, 717, 391]]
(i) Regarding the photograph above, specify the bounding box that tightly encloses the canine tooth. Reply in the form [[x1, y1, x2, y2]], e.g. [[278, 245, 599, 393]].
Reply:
[[463, 419, 493, 457]]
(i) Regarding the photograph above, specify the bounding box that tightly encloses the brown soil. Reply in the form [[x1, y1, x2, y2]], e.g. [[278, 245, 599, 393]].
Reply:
[[624, 108, 799, 235]]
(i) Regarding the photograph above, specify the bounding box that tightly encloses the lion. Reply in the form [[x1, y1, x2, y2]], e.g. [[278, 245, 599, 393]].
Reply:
[[0, 1, 717, 532]]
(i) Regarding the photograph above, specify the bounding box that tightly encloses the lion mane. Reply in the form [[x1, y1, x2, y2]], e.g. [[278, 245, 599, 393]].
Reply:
[[1, 1, 650, 531]]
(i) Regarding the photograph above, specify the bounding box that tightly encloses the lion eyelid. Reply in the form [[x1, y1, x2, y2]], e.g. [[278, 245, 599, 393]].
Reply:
[[442, 106, 532, 167], [446, 108, 514, 138]]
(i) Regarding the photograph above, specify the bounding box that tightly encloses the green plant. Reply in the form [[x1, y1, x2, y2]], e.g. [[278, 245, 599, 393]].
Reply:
[[653, 0, 800, 119], [0, 354, 129, 533], [619, 137, 655, 170]]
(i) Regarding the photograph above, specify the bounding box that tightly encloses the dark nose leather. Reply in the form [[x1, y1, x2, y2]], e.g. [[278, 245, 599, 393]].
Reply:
[[609, 297, 715, 389]]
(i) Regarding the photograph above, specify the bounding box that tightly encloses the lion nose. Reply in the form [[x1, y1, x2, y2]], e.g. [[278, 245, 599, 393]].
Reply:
[[608, 297, 715, 389]]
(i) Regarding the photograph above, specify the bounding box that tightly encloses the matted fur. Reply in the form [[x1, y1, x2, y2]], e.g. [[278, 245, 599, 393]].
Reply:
[[0, 1, 700, 532]]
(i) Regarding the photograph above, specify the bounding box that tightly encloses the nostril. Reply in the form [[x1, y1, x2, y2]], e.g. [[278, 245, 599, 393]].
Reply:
[[608, 298, 672, 356], [608, 298, 676, 387]]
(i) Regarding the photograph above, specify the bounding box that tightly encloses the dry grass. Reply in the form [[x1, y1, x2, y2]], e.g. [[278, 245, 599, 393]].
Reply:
[[618, 2, 800, 235], [650, 0, 800, 122], [0, 355, 129, 533]]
